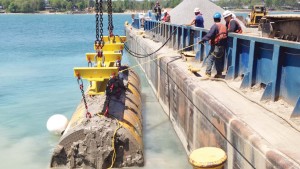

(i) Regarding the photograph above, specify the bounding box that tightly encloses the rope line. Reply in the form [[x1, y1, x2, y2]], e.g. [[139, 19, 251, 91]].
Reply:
[[123, 27, 178, 58], [147, 22, 163, 32], [121, 43, 197, 72], [96, 113, 121, 169], [109, 120, 120, 169]]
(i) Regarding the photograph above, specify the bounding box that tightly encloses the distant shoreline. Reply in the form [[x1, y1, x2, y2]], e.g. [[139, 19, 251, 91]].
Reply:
[[1, 9, 299, 15], [0, 10, 147, 15], [0, 12, 131, 15]]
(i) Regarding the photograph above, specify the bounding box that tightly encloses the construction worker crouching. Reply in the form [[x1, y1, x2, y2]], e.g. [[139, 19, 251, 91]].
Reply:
[[105, 72, 126, 99], [223, 10, 242, 33], [198, 12, 227, 78], [101, 72, 126, 117]]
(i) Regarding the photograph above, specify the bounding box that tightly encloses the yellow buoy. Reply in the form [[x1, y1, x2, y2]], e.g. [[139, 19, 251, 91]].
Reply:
[[189, 147, 227, 169]]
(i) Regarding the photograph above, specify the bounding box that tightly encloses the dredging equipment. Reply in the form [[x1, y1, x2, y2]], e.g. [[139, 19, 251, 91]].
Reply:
[[245, 5, 267, 27], [259, 14, 300, 41], [49, 0, 143, 168]]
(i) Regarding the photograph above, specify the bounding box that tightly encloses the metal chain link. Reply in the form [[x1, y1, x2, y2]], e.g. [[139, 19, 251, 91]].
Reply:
[[77, 77, 92, 119], [107, 0, 113, 35], [95, 0, 99, 42], [99, 0, 104, 47]]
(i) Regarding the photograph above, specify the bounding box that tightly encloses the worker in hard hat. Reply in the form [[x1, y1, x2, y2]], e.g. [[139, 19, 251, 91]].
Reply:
[[198, 12, 227, 78], [162, 9, 170, 22], [189, 8, 204, 28], [223, 10, 242, 33]]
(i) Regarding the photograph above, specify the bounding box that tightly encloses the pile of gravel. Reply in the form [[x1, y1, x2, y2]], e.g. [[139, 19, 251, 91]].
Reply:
[[169, 0, 225, 29], [168, 0, 251, 32]]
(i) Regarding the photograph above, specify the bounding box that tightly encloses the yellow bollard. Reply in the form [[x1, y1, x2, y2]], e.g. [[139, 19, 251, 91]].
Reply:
[[189, 147, 227, 169]]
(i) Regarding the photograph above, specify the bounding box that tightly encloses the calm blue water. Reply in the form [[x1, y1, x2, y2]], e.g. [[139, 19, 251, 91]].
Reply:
[[0, 14, 190, 169], [0, 14, 130, 168]]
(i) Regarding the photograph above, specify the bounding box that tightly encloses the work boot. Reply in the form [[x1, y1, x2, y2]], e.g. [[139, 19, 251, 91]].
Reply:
[[214, 74, 223, 78]]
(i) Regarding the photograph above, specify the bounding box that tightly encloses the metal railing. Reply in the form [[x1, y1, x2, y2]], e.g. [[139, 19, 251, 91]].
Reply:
[[144, 20, 300, 117], [132, 17, 141, 29]]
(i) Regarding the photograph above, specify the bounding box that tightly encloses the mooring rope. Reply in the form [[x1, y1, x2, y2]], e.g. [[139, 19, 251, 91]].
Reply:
[[108, 120, 120, 169], [120, 43, 198, 73]]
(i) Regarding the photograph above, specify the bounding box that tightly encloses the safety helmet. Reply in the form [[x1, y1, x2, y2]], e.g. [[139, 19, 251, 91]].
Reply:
[[163, 9, 168, 13], [223, 10, 232, 18], [213, 12, 222, 19], [194, 8, 200, 13]]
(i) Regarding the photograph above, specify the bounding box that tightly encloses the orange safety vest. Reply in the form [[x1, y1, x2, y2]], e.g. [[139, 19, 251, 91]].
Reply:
[[229, 19, 243, 33], [162, 13, 170, 22], [210, 23, 227, 45]]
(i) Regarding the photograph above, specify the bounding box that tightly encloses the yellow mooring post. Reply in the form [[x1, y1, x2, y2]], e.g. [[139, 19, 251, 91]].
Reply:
[[189, 147, 227, 169]]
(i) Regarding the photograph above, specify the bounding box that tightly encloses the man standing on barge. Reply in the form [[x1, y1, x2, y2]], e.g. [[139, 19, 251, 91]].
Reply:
[[198, 12, 227, 78]]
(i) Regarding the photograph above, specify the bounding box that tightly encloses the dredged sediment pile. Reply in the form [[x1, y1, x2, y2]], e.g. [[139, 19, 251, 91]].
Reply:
[[50, 69, 144, 169], [169, 0, 226, 28], [168, 0, 257, 33]]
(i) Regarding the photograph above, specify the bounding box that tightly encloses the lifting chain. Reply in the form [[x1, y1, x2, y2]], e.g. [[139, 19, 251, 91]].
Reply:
[[95, 0, 104, 50], [99, 0, 104, 47], [95, 0, 99, 42], [77, 76, 92, 119], [107, 0, 114, 37]]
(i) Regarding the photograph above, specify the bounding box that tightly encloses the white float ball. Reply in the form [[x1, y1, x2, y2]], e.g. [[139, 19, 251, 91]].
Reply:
[[47, 114, 68, 135]]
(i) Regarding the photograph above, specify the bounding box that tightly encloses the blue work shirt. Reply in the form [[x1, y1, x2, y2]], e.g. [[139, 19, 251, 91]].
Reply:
[[195, 14, 204, 28]]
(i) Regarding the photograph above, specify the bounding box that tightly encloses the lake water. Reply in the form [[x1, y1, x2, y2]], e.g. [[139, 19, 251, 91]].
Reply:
[[0, 14, 190, 169]]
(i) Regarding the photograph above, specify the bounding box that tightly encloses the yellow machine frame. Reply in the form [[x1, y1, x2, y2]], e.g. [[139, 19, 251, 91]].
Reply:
[[73, 36, 127, 95], [102, 36, 126, 43], [74, 67, 119, 95], [247, 5, 267, 27]]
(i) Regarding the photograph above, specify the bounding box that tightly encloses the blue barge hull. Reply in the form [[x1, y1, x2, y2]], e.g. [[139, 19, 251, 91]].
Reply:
[[127, 20, 300, 168], [141, 20, 300, 116]]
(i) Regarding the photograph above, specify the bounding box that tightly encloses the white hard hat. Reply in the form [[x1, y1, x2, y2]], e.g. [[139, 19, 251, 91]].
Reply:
[[194, 8, 200, 13], [223, 10, 232, 18], [163, 9, 168, 13]]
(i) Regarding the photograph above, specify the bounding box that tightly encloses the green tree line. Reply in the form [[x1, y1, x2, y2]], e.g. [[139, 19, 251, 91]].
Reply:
[[0, 0, 182, 13], [113, 0, 182, 12], [0, 0, 45, 13], [217, 0, 299, 9], [48, 0, 94, 11], [1, 0, 298, 13]]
